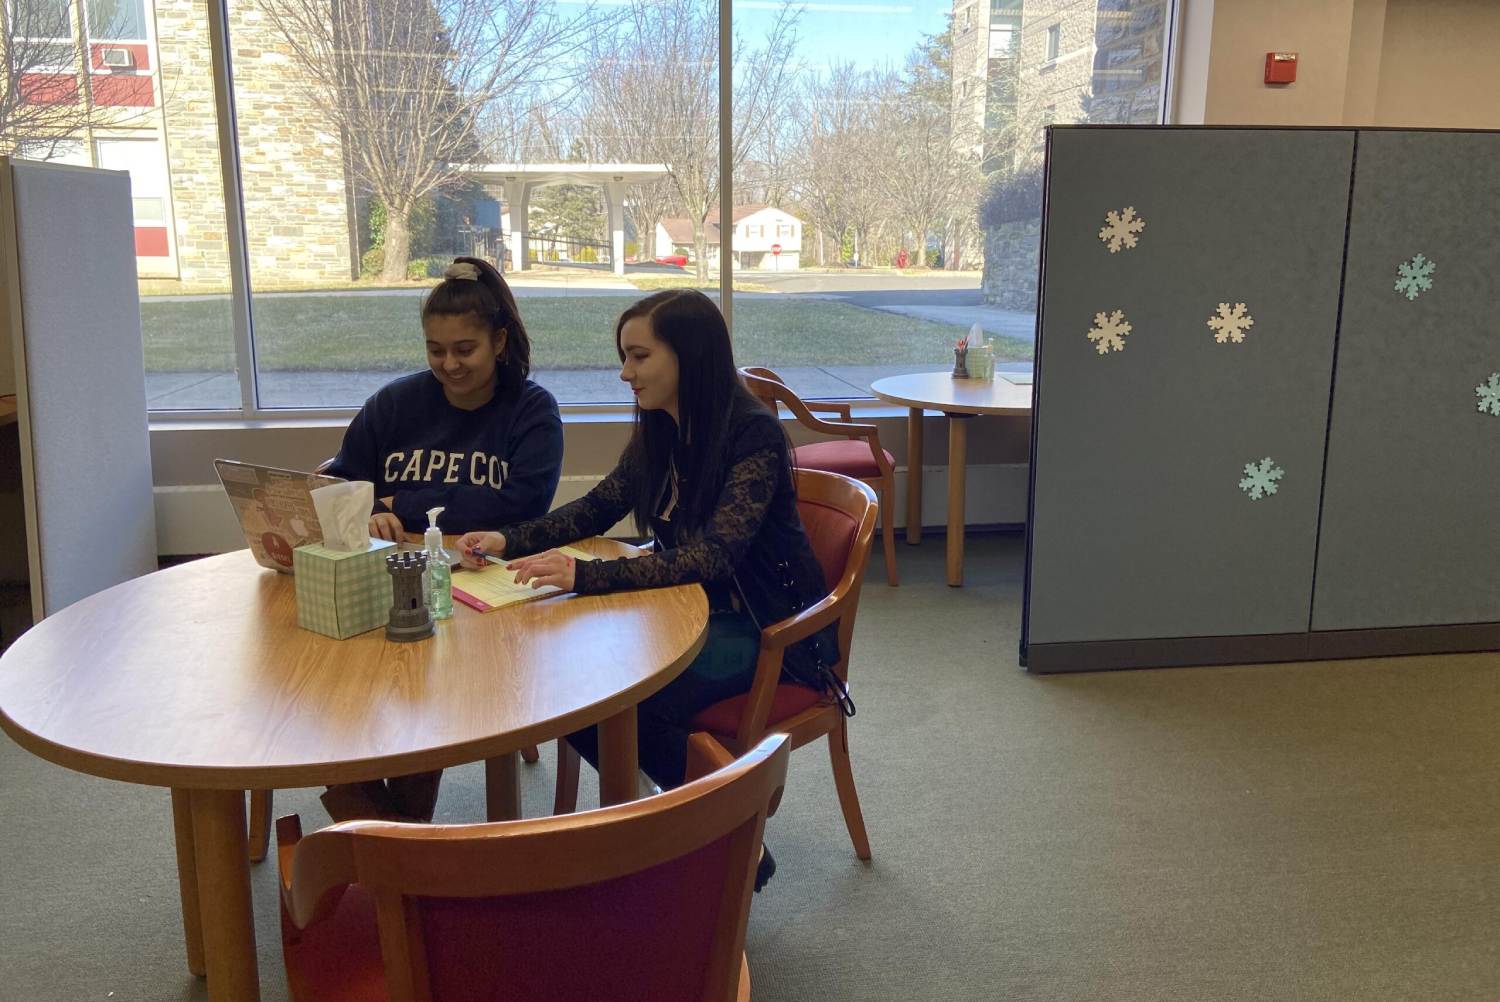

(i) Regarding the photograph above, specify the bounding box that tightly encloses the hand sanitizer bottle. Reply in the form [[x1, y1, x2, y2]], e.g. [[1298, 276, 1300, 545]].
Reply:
[[424, 506, 453, 620]]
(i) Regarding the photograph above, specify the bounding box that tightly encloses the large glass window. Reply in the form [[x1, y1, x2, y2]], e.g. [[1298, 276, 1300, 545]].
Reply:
[[221, 0, 714, 408], [126, 0, 1172, 414], [129, 0, 240, 409]]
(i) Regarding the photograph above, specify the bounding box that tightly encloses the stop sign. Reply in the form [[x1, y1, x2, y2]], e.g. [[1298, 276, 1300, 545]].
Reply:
[[771, 243, 782, 256]]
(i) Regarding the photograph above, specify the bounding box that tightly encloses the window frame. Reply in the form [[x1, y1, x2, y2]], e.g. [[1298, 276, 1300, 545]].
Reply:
[[10, 0, 80, 73]]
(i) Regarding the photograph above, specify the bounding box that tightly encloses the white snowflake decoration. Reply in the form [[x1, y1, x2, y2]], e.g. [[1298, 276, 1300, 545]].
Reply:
[[1207, 302, 1255, 344], [1394, 254, 1435, 301], [1476, 373, 1500, 416], [1097, 207, 1145, 253], [1238, 458, 1284, 500], [1086, 309, 1131, 354]]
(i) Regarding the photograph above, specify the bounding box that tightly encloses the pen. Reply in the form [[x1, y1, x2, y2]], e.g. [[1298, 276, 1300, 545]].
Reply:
[[468, 548, 506, 565]]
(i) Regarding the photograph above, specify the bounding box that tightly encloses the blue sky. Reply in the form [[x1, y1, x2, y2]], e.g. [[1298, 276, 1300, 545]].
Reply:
[[736, 1, 950, 73]]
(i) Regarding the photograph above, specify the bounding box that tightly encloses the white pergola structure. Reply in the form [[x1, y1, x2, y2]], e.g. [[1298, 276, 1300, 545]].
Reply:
[[460, 163, 671, 276]]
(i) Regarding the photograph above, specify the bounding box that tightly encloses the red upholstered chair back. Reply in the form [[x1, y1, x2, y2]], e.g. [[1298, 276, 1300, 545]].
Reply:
[[798, 493, 858, 594], [278, 735, 791, 1002]]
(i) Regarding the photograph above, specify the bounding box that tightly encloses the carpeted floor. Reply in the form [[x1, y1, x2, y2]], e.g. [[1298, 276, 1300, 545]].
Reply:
[[4, 533, 1500, 1000]]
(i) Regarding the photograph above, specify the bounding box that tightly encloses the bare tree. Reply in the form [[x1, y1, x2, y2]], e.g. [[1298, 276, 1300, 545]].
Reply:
[[1, 0, 157, 157], [582, 0, 798, 281], [787, 62, 882, 267], [258, 0, 611, 281]]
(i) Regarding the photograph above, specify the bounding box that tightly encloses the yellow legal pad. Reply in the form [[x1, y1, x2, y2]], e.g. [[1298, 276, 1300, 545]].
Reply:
[[450, 545, 597, 612]]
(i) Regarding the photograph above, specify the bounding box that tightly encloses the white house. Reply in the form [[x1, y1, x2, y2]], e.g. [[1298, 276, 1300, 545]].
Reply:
[[655, 204, 802, 271]]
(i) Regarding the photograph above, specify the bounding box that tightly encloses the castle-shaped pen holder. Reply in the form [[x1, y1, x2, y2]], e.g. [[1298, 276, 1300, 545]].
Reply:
[[385, 550, 434, 642], [952, 347, 970, 378]]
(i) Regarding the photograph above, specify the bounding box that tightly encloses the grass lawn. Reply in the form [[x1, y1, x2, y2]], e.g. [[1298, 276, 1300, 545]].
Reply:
[[140, 294, 1032, 372]]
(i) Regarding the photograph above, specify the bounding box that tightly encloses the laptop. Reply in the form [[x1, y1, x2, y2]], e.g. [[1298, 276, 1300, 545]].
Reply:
[[214, 459, 344, 572]]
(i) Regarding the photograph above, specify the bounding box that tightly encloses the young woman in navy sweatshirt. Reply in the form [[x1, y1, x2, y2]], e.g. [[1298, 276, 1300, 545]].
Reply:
[[320, 257, 563, 824], [326, 256, 564, 540]]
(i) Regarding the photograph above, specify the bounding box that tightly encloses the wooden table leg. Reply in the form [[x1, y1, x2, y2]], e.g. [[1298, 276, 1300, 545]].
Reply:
[[946, 415, 970, 587], [170, 789, 205, 978], [484, 750, 521, 821], [597, 706, 639, 807], [905, 407, 923, 544], [189, 788, 260, 1002]]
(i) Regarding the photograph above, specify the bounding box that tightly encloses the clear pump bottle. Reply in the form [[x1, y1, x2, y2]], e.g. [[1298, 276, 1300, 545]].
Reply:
[[424, 506, 453, 620]]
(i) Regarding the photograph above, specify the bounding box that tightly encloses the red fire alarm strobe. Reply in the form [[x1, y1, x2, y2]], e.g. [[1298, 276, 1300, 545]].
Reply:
[[1265, 51, 1298, 85]]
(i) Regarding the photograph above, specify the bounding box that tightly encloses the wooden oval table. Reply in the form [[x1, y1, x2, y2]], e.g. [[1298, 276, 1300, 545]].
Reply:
[[870, 371, 1033, 587], [0, 537, 707, 1001]]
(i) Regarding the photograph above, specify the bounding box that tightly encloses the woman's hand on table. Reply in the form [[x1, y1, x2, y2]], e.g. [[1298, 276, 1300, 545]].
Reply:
[[369, 512, 404, 541], [456, 531, 507, 568], [507, 549, 576, 592]]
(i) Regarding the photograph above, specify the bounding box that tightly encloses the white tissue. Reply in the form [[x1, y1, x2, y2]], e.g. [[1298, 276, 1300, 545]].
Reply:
[[310, 480, 375, 551], [969, 323, 984, 348]]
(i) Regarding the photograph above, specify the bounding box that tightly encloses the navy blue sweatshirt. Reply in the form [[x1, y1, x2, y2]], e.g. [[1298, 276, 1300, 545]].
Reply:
[[326, 371, 564, 533]]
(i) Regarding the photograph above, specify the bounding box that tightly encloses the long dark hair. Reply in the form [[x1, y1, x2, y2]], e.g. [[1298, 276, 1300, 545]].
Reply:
[[616, 289, 763, 534], [420, 256, 531, 392]]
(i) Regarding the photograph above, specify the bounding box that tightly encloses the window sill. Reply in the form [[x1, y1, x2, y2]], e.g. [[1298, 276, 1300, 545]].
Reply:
[[146, 398, 945, 433]]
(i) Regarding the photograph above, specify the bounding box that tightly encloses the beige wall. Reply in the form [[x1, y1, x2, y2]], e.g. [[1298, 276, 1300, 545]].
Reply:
[[1201, 0, 1357, 125], [1188, 0, 1500, 130], [1374, 0, 1500, 128]]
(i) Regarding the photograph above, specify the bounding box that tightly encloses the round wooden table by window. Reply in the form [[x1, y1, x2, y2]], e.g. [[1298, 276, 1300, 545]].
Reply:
[[0, 538, 707, 1001]]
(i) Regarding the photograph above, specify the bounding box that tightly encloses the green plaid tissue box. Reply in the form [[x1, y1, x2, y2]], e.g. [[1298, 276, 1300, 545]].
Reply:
[[293, 538, 396, 639]]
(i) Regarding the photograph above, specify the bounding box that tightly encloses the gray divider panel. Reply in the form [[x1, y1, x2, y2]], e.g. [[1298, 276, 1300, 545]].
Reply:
[[3, 159, 157, 617], [1311, 131, 1500, 631], [1027, 128, 1353, 645]]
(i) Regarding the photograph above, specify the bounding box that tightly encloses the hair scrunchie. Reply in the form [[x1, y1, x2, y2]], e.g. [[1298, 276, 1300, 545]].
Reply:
[[444, 261, 480, 281]]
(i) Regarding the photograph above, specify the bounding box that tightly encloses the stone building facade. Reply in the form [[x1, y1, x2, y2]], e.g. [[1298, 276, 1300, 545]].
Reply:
[[155, 0, 353, 287], [957, 0, 1171, 306]]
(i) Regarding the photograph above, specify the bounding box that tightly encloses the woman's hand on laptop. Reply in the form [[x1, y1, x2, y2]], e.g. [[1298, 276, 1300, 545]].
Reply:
[[369, 512, 404, 542], [456, 531, 506, 568]]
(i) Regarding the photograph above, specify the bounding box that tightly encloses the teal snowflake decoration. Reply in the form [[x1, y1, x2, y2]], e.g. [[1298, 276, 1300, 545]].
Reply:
[[1394, 254, 1435, 300], [1477, 373, 1500, 417], [1238, 457, 1284, 500]]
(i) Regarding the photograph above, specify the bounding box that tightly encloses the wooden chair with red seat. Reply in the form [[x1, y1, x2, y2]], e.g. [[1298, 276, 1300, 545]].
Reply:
[[553, 469, 877, 862], [276, 732, 790, 1002], [244, 455, 541, 864], [738, 366, 898, 587]]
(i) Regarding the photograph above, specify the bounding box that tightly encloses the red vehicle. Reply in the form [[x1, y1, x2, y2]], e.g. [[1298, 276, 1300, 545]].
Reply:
[[654, 254, 689, 267]]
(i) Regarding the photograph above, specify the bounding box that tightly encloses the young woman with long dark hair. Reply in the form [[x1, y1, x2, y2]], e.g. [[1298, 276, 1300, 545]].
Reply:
[[456, 288, 841, 890]]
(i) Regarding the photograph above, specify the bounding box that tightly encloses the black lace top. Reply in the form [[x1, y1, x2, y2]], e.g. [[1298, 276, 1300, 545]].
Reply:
[[500, 403, 839, 685]]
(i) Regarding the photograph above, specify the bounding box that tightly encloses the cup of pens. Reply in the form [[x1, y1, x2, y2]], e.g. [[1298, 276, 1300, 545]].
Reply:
[[952, 336, 970, 378]]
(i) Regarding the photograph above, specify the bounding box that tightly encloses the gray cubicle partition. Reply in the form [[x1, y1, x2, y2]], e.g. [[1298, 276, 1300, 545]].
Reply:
[[0, 159, 157, 619], [1022, 127, 1500, 672], [1313, 131, 1500, 633]]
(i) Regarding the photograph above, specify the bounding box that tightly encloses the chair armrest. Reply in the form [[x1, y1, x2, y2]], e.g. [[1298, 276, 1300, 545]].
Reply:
[[685, 731, 735, 782], [804, 400, 853, 421], [276, 815, 306, 921], [759, 591, 843, 652], [275, 813, 357, 932]]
